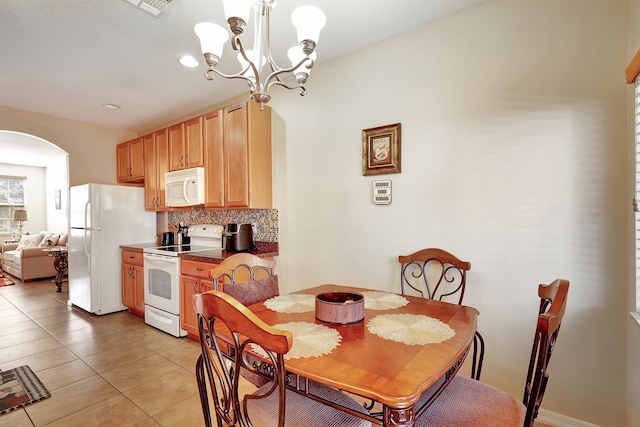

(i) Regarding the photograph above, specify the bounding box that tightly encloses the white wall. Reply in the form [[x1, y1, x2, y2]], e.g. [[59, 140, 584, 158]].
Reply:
[[269, 0, 628, 425]]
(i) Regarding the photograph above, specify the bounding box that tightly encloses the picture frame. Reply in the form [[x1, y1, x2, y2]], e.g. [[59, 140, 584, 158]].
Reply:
[[362, 123, 401, 176]]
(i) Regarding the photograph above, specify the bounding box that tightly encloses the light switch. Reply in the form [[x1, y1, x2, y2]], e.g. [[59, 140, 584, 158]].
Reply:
[[373, 179, 391, 205]]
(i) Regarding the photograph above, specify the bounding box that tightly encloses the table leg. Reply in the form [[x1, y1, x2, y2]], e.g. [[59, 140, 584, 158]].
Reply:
[[384, 405, 415, 427], [51, 254, 68, 293]]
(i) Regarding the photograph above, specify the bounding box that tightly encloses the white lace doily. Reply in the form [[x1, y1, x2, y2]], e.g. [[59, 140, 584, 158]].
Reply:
[[264, 294, 315, 313], [367, 314, 455, 345], [361, 291, 409, 310], [251, 322, 342, 360]]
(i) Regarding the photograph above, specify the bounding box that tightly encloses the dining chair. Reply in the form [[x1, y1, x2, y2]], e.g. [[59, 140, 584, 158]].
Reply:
[[194, 291, 372, 427], [398, 248, 484, 380], [414, 279, 570, 427], [207, 253, 280, 387]]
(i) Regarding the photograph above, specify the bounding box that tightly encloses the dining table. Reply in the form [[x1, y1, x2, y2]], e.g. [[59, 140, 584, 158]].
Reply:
[[238, 283, 479, 427]]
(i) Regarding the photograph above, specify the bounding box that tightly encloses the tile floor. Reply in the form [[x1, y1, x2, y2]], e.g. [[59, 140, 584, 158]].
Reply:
[[0, 275, 555, 427], [0, 276, 219, 427]]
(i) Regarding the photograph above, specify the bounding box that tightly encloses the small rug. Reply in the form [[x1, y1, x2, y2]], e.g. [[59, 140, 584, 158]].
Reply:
[[0, 365, 51, 415], [0, 277, 14, 287]]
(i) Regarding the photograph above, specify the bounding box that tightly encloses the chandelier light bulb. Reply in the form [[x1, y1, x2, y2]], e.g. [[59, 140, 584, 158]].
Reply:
[[194, 22, 229, 58], [291, 6, 326, 45], [221, 0, 253, 21]]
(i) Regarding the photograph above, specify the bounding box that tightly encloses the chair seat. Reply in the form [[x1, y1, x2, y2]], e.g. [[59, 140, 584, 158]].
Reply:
[[247, 381, 371, 427], [416, 376, 525, 427]]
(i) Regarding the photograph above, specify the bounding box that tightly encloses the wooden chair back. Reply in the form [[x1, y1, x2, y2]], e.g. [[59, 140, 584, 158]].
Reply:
[[398, 248, 471, 304], [194, 291, 292, 427], [208, 253, 276, 289], [523, 279, 569, 426]]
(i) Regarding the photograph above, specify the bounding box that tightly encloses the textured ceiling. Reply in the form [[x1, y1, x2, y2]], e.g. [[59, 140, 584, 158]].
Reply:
[[0, 0, 488, 135]]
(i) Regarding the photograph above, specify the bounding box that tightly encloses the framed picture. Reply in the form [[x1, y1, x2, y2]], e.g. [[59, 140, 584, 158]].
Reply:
[[362, 123, 401, 176]]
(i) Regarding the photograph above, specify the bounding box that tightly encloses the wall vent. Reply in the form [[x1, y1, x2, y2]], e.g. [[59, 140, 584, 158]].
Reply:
[[125, 0, 172, 17]]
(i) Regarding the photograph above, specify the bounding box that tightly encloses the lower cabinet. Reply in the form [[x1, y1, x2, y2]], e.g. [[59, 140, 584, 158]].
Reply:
[[180, 259, 218, 339], [121, 250, 145, 318]]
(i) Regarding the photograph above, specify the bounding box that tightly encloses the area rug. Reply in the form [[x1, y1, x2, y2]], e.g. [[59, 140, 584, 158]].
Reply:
[[0, 277, 14, 287], [0, 365, 51, 415]]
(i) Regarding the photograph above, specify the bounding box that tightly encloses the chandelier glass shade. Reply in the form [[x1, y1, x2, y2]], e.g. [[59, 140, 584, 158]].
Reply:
[[194, 0, 326, 109]]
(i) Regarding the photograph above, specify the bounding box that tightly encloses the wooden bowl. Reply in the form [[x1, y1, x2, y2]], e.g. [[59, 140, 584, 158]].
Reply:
[[315, 292, 364, 324]]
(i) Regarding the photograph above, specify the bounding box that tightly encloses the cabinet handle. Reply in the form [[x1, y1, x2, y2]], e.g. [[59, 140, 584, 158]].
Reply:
[[193, 281, 199, 293], [129, 256, 135, 259], [181, 155, 184, 168], [218, 192, 222, 205], [194, 267, 203, 272]]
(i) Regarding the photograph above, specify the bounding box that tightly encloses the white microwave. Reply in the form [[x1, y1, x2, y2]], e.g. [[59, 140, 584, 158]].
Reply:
[[165, 167, 205, 207]]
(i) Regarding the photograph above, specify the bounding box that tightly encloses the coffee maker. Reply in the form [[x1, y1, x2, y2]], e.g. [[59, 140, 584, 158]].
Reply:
[[224, 223, 254, 252]]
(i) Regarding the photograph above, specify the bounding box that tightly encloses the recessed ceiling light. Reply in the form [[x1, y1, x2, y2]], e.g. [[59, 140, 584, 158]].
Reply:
[[179, 55, 199, 68], [103, 103, 121, 110]]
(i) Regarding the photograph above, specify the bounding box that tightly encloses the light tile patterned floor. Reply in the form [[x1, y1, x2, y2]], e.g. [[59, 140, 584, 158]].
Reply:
[[0, 275, 553, 427], [0, 276, 218, 427]]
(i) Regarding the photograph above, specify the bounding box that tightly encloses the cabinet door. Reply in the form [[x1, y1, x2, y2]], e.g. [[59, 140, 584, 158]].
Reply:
[[133, 265, 145, 315], [121, 264, 135, 308], [116, 142, 131, 182], [224, 103, 250, 208], [185, 116, 204, 169], [129, 137, 145, 180], [143, 133, 158, 210], [204, 110, 225, 207], [155, 128, 169, 209], [168, 122, 186, 171], [180, 275, 200, 337]]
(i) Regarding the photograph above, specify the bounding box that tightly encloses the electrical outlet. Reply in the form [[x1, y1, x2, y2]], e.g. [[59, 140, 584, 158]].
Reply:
[[251, 223, 257, 234]]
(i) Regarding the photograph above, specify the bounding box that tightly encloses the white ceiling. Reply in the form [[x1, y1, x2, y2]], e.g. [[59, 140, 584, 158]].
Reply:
[[0, 0, 488, 135]]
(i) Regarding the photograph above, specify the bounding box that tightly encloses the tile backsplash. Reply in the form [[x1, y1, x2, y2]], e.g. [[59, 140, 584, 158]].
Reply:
[[168, 208, 278, 242]]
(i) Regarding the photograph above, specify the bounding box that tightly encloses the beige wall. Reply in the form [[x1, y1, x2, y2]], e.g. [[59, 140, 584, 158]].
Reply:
[[269, 0, 628, 425], [0, 0, 634, 425], [0, 105, 135, 186], [628, 0, 640, 425]]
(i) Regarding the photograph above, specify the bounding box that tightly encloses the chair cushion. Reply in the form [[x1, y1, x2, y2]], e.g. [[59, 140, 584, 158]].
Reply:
[[416, 375, 526, 427], [246, 380, 370, 427], [3, 250, 21, 266], [16, 233, 44, 250], [224, 275, 280, 306]]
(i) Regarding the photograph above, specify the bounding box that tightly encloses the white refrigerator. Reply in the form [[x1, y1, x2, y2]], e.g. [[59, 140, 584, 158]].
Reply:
[[69, 183, 156, 315]]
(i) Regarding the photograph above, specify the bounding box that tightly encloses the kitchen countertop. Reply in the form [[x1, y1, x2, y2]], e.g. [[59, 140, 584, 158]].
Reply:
[[119, 241, 279, 262]]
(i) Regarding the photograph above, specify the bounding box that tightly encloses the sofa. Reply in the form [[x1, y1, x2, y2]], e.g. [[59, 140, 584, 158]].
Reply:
[[1, 232, 68, 281]]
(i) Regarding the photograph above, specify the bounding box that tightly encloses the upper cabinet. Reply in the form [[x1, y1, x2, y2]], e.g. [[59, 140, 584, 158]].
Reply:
[[144, 129, 169, 211], [118, 100, 272, 211], [116, 137, 145, 183], [169, 117, 204, 171], [205, 102, 272, 209]]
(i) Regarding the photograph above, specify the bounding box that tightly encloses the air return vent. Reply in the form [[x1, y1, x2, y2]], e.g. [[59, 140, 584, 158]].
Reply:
[[125, 0, 172, 17]]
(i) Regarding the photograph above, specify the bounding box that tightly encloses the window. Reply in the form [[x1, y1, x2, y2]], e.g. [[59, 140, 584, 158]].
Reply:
[[0, 176, 26, 236]]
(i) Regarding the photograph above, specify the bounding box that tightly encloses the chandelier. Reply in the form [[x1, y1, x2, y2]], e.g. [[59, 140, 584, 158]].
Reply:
[[194, 0, 326, 109]]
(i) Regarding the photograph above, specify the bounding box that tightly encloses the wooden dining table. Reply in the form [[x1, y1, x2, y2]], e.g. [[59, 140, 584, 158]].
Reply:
[[242, 284, 479, 427]]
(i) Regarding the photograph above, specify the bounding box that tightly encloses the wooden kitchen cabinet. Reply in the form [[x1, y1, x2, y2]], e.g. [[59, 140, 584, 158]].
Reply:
[[169, 117, 204, 171], [117, 137, 145, 183], [121, 250, 145, 317], [144, 129, 169, 211], [180, 259, 217, 339], [204, 101, 272, 208]]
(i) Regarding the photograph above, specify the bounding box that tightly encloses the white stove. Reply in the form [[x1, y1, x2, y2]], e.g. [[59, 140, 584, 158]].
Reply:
[[143, 224, 224, 256], [143, 224, 223, 337]]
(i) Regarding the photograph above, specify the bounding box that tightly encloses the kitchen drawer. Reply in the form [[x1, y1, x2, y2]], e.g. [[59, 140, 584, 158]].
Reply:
[[181, 259, 215, 279], [121, 250, 143, 266]]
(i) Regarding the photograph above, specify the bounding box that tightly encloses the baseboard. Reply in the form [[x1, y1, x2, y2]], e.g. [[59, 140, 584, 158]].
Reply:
[[537, 409, 601, 427]]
